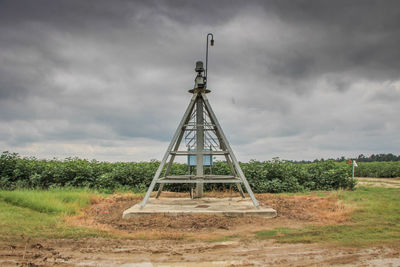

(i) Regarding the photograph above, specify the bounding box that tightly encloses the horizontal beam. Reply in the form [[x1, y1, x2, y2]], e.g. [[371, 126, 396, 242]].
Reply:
[[204, 175, 235, 179], [157, 179, 242, 184], [164, 175, 194, 179], [184, 128, 216, 131], [183, 123, 215, 127], [170, 151, 228, 155], [161, 175, 236, 180]]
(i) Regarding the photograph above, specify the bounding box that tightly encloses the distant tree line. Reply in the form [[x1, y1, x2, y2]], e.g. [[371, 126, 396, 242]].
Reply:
[[287, 153, 400, 164], [353, 153, 400, 162]]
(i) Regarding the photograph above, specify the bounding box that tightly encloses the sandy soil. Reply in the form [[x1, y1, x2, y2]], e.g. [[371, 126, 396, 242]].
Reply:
[[0, 191, 399, 266], [60, 192, 351, 241], [1, 238, 399, 266]]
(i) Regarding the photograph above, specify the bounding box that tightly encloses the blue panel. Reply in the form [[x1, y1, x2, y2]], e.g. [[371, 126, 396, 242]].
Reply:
[[188, 148, 213, 166], [204, 154, 212, 166], [188, 154, 196, 166]]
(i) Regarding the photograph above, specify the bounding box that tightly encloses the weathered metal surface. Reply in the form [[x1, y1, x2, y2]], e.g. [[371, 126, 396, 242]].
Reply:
[[160, 175, 238, 180], [202, 92, 259, 208], [157, 179, 242, 184], [195, 93, 204, 198], [140, 93, 197, 208], [170, 150, 228, 155], [140, 34, 259, 209]]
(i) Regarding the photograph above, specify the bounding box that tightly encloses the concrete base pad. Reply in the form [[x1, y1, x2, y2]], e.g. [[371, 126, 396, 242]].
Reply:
[[122, 197, 277, 218]]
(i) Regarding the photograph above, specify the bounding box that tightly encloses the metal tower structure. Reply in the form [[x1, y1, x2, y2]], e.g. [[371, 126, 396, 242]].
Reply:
[[140, 34, 259, 208]]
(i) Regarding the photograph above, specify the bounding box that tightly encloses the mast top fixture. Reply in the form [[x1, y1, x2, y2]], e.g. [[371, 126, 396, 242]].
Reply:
[[189, 60, 210, 94], [189, 33, 214, 94], [195, 61, 204, 73]]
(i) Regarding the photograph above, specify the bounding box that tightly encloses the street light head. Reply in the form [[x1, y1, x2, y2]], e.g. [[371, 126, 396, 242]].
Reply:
[[210, 39, 214, 46]]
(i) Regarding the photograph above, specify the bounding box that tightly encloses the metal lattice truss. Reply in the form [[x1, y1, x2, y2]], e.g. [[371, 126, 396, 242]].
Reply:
[[184, 106, 219, 152], [140, 92, 259, 208]]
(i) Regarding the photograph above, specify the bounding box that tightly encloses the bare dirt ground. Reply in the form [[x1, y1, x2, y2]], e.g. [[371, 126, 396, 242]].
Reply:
[[1, 238, 399, 266], [67, 192, 351, 239], [1, 190, 399, 266]]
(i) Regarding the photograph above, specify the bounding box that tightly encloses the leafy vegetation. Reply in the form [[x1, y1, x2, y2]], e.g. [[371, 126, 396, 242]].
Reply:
[[0, 152, 356, 193], [354, 161, 400, 178]]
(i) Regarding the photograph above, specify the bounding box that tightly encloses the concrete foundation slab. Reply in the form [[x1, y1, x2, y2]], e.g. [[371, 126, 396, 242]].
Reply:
[[122, 197, 277, 218]]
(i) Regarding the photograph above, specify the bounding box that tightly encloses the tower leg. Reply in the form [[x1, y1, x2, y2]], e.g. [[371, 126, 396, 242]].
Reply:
[[155, 184, 164, 198], [195, 94, 204, 198], [195, 182, 204, 198], [201, 93, 259, 208], [237, 183, 245, 198], [214, 112, 245, 199], [140, 94, 197, 208], [156, 121, 187, 199], [224, 154, 244, 198], [190, 185, 194, 199]]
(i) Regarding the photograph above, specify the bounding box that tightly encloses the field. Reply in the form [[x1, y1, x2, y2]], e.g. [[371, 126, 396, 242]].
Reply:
[[0, 152, 358, 193], [0, 178, 399, 266]]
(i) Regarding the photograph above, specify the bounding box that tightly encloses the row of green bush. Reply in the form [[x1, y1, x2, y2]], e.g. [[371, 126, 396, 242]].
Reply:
[[354, 161, 400, 178], [0, 151, 358, 193]]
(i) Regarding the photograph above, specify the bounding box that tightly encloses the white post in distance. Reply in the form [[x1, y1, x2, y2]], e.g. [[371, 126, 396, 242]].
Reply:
[[352, 160, 358, 180]]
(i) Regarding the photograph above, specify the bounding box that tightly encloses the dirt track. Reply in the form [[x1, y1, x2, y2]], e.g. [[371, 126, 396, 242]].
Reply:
[[1, 191, 399, 266], [1, 238, 399, 266]]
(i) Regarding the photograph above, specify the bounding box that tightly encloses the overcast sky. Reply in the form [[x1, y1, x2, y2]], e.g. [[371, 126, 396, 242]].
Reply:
[[1, 0, 399, 162]]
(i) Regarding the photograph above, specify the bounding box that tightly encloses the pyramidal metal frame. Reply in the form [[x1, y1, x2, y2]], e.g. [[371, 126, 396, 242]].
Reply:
[[139, 72, 259, 209]]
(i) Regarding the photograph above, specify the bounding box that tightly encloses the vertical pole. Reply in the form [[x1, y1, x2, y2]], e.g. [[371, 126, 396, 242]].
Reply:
[[352, 162, 355, 180], [205, 33, 213, 84], [196, 95, 204, 197]]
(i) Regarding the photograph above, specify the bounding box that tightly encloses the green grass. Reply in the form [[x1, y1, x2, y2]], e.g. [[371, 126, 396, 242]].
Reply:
[[256, 186, 400, 246], [0, 189, 109, 241], [255, 227, 302, 238], [1, 186, 399, 245], [0, 189, 95, 215]]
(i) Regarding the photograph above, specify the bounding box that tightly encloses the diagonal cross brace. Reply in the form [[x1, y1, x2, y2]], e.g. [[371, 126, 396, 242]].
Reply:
[[139, 93, 198, 208], [201, 93, 259, 208], [139, 92, 259, 209]]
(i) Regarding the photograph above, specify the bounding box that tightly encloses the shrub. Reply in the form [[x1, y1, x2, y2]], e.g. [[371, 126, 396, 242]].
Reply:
[[0, 151, 362, 193]]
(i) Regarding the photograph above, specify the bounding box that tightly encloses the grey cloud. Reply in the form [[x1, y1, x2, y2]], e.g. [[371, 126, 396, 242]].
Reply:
[[1, 0, 399, 161]]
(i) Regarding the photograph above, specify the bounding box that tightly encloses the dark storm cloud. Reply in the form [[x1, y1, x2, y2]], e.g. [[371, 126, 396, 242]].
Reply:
[[209, 0, 400, 92], [0, 0, 399, 161]]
